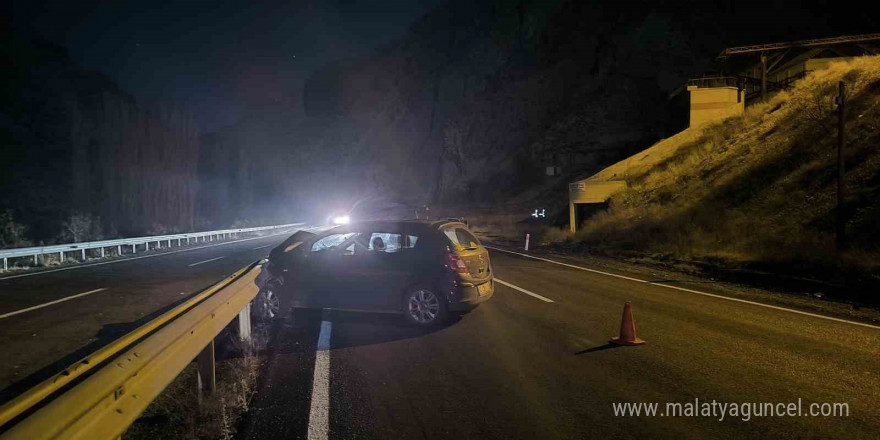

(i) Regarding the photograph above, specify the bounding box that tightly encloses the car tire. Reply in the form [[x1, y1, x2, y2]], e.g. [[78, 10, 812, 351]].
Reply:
[[253, 281, 283, 321], [403, 287, 447, 326]]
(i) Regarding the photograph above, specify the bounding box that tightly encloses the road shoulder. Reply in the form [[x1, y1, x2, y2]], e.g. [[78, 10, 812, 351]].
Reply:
[[485, 242, 880, 327]]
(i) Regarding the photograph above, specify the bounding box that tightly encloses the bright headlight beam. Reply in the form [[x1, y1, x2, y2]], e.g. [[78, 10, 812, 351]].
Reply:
[[332, 215, 350, 225]]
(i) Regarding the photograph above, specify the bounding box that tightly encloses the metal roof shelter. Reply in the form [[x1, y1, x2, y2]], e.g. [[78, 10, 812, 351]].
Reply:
[[718, 33, 880, 59], [716, 33, 880, 102]]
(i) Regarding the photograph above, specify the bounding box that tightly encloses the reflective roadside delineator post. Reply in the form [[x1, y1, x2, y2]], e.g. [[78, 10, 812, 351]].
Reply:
[[524, 233, 530, 251], [609, 302, 646, 346]]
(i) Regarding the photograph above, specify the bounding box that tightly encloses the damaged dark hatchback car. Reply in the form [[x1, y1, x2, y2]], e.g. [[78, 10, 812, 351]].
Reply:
[[256, 220, 494, 326]]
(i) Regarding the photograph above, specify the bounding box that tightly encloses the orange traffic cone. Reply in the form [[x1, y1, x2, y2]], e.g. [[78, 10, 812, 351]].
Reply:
[[609, 302, 645, 346]]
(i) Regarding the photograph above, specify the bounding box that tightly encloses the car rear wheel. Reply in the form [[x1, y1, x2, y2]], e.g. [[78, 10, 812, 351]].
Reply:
[[404, 288, 447, 326]]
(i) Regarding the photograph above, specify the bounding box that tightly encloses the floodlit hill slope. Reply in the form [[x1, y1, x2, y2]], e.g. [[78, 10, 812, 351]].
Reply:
[[584, 128, 703, 183], [575, 56, 880, 284]]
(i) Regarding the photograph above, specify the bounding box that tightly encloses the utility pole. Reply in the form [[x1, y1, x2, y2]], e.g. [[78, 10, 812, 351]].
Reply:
[[760, 53, 767, 102], [836, 81, 846, 251]]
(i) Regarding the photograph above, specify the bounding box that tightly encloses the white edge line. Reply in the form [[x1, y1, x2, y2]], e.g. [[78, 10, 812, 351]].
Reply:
[[0, 230, 301, 281], [307, 320, 332, 440], [487, 246, 880, 330], [494, 278, 554, 303], [188, 256, 225, 267], [252, 244, 273, 250], [0, 288, 108, 319]]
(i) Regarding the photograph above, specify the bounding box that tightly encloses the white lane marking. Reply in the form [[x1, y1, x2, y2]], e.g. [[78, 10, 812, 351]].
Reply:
[[0, 288, 108, 319], [487, 247, 880, 330], [252, 244, 273, 250], [308, 320, 332, 440], [0, 229, 310, 282], [494, 278, 555, 303], [188, 256, 225, 267]]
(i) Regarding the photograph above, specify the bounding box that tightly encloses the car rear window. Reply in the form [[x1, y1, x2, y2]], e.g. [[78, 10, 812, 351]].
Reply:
[[442, 227, 481, 251], [365, 233, 420, 253]]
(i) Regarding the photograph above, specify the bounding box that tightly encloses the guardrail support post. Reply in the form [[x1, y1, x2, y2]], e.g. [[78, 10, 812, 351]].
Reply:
[[196, 340, 216, 403], [118, 245, 122, 255], [34, 254, 38, 266], [59, 251, 64, 262], [132, 244, 136, 254], [100, 248, 105, 258], [3, 258, 6, 271], [238, 303, 252, 341], [81, 249, 86, 261]]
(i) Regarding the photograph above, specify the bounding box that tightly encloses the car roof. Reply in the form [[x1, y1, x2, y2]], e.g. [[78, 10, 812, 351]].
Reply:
[[322, 219, 466, 236], [360, 219, 464, 231]]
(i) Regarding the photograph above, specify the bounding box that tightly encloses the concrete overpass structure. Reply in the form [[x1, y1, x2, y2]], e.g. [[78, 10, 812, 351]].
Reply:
[[568, 129, 703, 232]]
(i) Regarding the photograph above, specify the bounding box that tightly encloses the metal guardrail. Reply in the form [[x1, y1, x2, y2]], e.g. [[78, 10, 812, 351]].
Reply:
[[0, 260, 266, 439], [686, 76, 744, 89], [686, 71, 810, 104], [0, 223, 303, 271]]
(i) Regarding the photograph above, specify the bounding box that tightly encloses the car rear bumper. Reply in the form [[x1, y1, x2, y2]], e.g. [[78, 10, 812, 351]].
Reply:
[[446, 278, 494, 311]]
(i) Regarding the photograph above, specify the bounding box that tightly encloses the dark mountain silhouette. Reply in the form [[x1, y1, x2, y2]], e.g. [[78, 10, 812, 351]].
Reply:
[[1, 29, 200, 240], [199, 0, 876, 225], [3, 0, 876, 238]]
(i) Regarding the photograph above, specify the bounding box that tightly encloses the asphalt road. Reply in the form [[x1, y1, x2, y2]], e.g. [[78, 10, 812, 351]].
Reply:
[[0, 228, 304, 398], [238, 248, 879, 440]]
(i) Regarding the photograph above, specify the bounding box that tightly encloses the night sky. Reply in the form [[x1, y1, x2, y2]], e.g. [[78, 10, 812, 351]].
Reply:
[[11, 0, 441, 131]]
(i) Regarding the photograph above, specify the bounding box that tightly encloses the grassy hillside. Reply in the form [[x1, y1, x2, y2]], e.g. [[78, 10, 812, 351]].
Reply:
[[568, 56, 880, 285]]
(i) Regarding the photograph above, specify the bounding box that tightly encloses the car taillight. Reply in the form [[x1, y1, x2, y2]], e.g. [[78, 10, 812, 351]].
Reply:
[[445, 253, 468, 273]]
